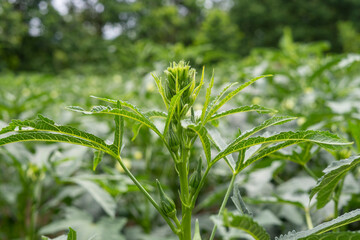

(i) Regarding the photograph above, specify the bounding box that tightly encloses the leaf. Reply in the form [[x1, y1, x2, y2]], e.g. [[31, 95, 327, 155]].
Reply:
[[113, 101, 124, 155], [213, 130, 350, 164], [193, 219, 202, 240], [231, 186, 252, 216], [68, 106, 164, 141], [163, 83, 191, 135], [151, 73, 169, 109], [206, 126, 235, 171], [0, 114, 111, 152], [224, 211, 270, 240], [187, 124, 211, 164], [67, 227, 77, 240], [310, 155, 360, 209], [208, 105, 276, 121], [299, 232, 360, 240], [90, 96, 146, 116], [93, 150, 104, 171], [275, 209, 360, 240], [131, 110, 167, 141], [0, 132, 113, 156], [70, 179, 116, 218], [193, 66, 205, 101], [201, 70, 215, 122], [205, 75, 272, 122]]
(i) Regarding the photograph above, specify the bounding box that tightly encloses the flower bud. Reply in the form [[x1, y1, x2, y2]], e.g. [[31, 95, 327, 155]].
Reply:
[[190, 158, 202, 194], [156, 179, 176, 218]]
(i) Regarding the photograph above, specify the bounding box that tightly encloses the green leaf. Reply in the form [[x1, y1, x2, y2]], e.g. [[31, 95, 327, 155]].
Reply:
[[68, 106, 164, 141], [193, 66, 205, 101], [188, 124, 211, 164], [70, 179, 116, 218], [90, 96, 147, 116], [93, 150, 104, 171], [213, 130, 350, 164], [67, 227, 77, 240], [206, 126, 235, 171], [205, 75, 272, 122], [193, 219, 202, 240], [231, 186, 252, 216], [113, 101, 124, 155], [164, 83, 191, 135], [299, 232, 360, 240], [224, 211, 270, 240], [151, 73, 169, 109], [0, 114, 111, 152], [208, 105, 276, 121], [310, 155, 360, 209], [131, 110, 167, 141], [201, 70, 215, 122], [275, 209, 360, 240]]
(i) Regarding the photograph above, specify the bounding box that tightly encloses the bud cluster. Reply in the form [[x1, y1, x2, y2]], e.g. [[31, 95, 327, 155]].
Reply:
[[164, 61, 197, 119], [156, 179, 177, 219]]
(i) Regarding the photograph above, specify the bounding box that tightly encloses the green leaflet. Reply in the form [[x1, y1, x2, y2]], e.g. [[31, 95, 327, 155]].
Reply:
[[67, 227, 77, 240], [275, 209, 360, 240], [90, 95, 144, 116], [230, 116, 297, 147], [208, 105, 276, 121], [193, 219, 202, 240], [193, 66, 205, 102], [231, 186, 252, 216], [213, 130, 350, 164], [0, 132, 113, 156], [68, 106, 164, 141], [207, 126, 236, 171], [163, 83, 191, 136], [201, 70, 215, 122], [131, 110, 167, 141], [113, 101, 124, 155], [299, 232, 360, 240], [223, 211, 270, 240], [204, 82, 238, 121], [187, 124, 211, 164], [310, 155, 360, 209], [93, 150, 104, 171], [205, 75, 272, 123], [152, 73, 169, 109]]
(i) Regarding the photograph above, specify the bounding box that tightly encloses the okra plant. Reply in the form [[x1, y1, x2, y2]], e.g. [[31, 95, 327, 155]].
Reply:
[[1, 61, 359, 240]]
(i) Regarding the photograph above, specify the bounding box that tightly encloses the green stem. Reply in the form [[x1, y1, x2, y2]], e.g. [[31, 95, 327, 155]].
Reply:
[[209, 173, 237, 240], [303, 164, 318, 180], [305, 207, 313, 229], [178, 145, 192, 240], [115, 157, 179, 235]]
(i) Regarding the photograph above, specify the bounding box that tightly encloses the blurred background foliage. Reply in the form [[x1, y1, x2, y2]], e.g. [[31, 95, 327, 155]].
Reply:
[[1, 0, 360, 72], [1, 0, 360, 239]]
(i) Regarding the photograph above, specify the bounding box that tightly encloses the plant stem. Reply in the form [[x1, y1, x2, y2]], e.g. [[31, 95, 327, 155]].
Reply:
[[178, 145, 192, 240], [303, 164, 318, 180], [115, 157, 179, 235], [304, 207, 313, 229], [209, 173, 237, 240]]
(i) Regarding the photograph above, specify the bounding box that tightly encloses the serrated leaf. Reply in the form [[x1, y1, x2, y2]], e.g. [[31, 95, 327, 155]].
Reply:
[[310, 155, 360, 209], [213, 131, 350, 164], [163, 83, 191, 135], [201, 70, 215, 122], [207, 126, 235, 171], [224, 211, 270, 240], [188, 124, 211, 164], [93, 150, 104, 171], [71, 179, 116, 218], [68, 106, 164, 141], [90, 96, 146, 116], [151, 73, 169, 109], [231, 186, 252, 216], [205, 75, 272, 122], [131, 110, 167, 141], [67, 227, 77, 240], [0, 114, 111, 151], [193, 66, 205, 101], [113, 101, 124, 155], [275, 209, 360, 240], [208, 105, 276, 121], [299, 232, 360, 240]]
